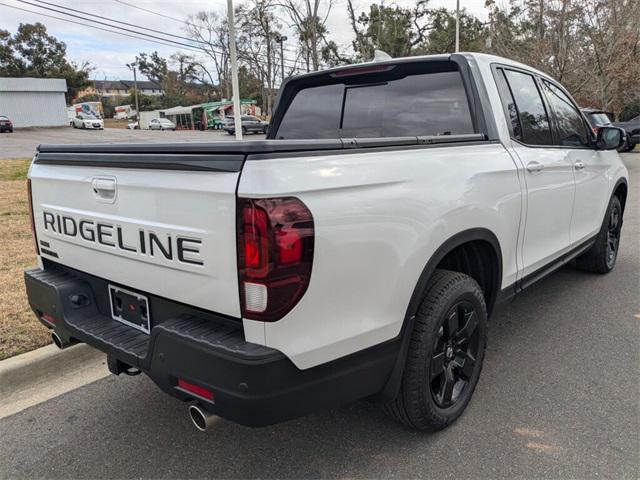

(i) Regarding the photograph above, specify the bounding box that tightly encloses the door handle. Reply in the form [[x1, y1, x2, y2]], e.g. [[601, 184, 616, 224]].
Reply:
[[574, 161, 585, 170], [91, 177, 117, 202], [526, 161, 544, 173]]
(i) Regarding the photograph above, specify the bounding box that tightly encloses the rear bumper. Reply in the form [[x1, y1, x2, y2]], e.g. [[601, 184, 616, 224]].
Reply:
[[24, 262, 399, 426]]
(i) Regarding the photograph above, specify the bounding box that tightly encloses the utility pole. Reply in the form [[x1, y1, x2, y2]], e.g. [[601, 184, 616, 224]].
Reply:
[[126, 62, 140, 124], [227, 0, 243, 140], [455, 0, 460, 52], [275, 34, 288, 85]]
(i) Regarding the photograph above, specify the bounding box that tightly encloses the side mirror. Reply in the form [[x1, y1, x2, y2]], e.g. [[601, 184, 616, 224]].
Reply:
[[596, 126, 625, 150]]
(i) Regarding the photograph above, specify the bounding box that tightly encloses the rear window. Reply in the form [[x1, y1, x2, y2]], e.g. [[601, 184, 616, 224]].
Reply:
[[275, 66, 474, 139], [588, 113, 611, 125]]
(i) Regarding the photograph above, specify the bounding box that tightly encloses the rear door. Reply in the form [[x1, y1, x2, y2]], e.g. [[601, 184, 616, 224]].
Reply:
[[30, 151, 243, 317], [539, 79, 610, 245], [494, 67, 576, 277]]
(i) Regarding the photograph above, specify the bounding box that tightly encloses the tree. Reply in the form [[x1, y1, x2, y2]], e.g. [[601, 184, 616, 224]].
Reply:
[[422, 8, 488, 54], [0, 23, 92, 103], [186, 11, 232, 99], [346, 0, 432, 61], [277, 0, 332, 71], [135, 51, 168, 84], [485, 0, 640, 117], [237, 0, 281, 114]]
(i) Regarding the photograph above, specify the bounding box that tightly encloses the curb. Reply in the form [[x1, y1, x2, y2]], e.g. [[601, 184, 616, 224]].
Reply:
[[0, 343, 109, 418]]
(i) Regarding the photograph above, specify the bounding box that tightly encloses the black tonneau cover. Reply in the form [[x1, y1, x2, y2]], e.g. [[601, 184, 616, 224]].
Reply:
[[34, 134, 486, 172]]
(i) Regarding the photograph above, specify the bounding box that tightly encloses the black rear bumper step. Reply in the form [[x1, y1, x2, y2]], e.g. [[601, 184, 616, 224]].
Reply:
[[25, 266, 279, 367], [24, 264, 400, 426]]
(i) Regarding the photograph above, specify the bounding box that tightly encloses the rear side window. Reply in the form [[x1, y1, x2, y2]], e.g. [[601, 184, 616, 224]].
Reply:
[[494, 68, 522, 140], [275, 70, 474, 139], [503, 70, 553, 145], [540, 80, 590, 147]]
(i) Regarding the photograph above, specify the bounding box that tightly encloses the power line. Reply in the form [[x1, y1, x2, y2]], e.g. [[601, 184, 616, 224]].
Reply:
[[0, 2, 206, 54], [108, 0, 323, 67], [1, 1, 309, 78], [34, 0, 204, 46], [17, 0, 211, 51], [112, 0, 187, 24], [26, 0, 306, 68]]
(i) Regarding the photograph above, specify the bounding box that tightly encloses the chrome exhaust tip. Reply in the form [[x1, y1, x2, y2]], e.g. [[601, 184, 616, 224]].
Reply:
[[188, 404, 215, 432], [51, 332, 73, 349]]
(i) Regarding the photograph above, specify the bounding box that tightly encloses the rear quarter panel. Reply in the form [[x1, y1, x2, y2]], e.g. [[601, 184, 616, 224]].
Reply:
[[239, 142, 522, 368]]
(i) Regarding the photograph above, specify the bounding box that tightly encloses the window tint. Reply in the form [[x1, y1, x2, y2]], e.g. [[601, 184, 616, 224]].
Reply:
[[494, 68, 522, 140], [276, 84, 347, 139], [541, 80, 590, 147], [275, 71, 474, 139], [503, 70, 553, 145]]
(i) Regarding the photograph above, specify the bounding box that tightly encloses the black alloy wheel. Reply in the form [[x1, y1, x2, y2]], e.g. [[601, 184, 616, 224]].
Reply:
[[382, 270, 488, 431], [430, 300, 481, 408]]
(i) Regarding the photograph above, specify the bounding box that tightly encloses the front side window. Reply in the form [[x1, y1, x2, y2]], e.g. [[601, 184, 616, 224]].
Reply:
[[503, 69, 553, 145], [275, 67, 474, 139], [541, 80, 590, 147]]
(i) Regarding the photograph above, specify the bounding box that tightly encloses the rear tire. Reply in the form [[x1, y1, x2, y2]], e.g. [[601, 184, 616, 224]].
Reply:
[[382, 269, 487, 431], [574, 195, 623, 273]]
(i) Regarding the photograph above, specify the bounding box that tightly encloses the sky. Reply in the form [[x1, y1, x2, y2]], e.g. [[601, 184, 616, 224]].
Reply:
[[0, 0, 490, 81]]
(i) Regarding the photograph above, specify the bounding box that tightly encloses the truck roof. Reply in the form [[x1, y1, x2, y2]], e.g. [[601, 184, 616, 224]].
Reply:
[[289, 52, 556, 84]]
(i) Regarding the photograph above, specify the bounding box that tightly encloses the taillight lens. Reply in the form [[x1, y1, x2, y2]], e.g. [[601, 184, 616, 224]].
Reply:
[[237, 197, 314, 321], [27, 178, 39, 255]]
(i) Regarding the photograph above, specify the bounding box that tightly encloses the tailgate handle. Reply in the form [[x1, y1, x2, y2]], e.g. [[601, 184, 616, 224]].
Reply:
[[92, 177, 117, 202]]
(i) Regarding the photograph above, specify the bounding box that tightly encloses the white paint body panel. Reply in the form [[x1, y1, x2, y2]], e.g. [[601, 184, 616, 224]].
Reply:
[[239, 143, 523, 368], [29, 164, 241, 317]]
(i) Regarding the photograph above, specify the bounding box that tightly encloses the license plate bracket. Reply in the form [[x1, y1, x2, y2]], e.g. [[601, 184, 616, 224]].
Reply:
[[108, 285, 151, 334]]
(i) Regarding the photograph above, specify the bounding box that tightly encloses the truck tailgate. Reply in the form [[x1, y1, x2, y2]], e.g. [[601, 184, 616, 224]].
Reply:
[[29, 151, 243, 317]]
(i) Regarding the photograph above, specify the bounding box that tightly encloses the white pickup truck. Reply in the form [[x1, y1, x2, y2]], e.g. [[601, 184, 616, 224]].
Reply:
[[25, 53, 628, 431]]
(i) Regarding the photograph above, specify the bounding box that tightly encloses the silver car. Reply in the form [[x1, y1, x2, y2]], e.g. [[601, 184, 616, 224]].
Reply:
[[224, 115, 269, 135], [149, 118, 176, 131]]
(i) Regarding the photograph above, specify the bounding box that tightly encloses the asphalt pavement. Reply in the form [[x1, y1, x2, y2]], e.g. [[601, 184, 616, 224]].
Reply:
[[0, 153, 638, 479]]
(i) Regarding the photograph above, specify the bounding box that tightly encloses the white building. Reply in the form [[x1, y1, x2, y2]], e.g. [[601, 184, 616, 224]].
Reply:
[[0, 78, 68, 128]]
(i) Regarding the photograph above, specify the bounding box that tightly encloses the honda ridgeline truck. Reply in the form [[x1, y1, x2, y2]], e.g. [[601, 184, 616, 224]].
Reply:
[[25, 53, 628, 431]]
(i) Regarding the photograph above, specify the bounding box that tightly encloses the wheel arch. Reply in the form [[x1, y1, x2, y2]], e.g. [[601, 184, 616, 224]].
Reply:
[[612, 177, 628, 213], [376, 227, 503, 402]]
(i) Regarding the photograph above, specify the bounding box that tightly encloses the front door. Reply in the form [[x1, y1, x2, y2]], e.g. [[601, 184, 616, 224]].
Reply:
[[538, 79, 611, 245]]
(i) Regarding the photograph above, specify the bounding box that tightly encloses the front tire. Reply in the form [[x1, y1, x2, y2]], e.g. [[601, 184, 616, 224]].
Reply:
[[383, 269, 487, 431], [574, 195, 623, 273]]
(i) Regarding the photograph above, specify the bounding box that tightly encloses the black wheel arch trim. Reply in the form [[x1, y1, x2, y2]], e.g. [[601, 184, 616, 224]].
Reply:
[[612, 177, 628, 213], [375, 227, 503, 402]]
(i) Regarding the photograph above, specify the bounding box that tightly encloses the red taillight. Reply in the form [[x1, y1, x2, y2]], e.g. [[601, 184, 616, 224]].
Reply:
[[237, 197, 314, 321], [27, 178, 39, 255], [178, 379, 214, 401]]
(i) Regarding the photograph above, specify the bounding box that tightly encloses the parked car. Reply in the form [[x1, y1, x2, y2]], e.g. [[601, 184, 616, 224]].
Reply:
[[0, 115, 13, 132], [148, 118, 176, 131], [71, 113, 104, 130], [613, 115, 639, 152], [127, 121, 139, 130], [581, 108, 629, 152], [25, 53, 628, 432], [581, 108, 614, 133], [224, 115, 269, 135]]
